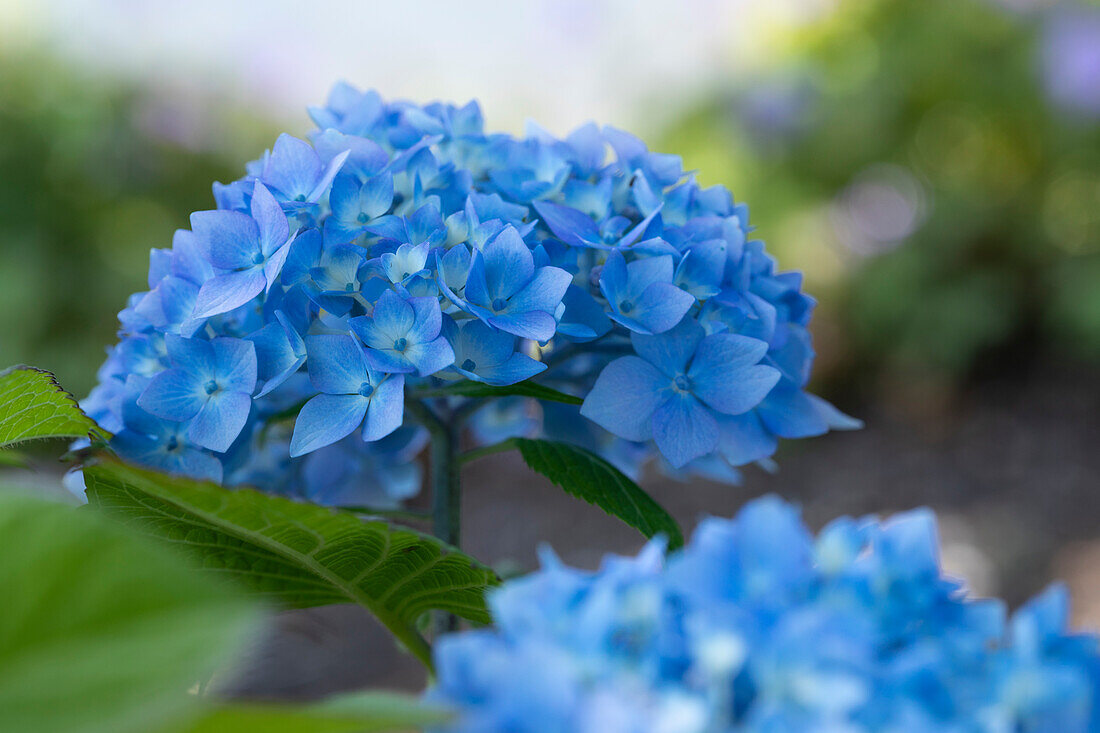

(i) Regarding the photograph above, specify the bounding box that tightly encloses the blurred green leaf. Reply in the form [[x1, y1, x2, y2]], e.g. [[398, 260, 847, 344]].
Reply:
[[0, 492, 259, 733], [413, 380, 583, 406], [179, 692, 449, 733], [0, 365, 100, 448], [508, 438, 683, 549], [83, 459, 499, 670]]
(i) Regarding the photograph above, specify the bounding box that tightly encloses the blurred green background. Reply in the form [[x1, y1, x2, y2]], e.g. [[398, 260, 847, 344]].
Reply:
[[2, 0, 1099, 699]]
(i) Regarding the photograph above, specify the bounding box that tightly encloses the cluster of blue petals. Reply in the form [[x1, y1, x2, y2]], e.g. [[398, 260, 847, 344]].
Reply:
[[84, 84, 856, 505], [429, 496, 1100, 732]]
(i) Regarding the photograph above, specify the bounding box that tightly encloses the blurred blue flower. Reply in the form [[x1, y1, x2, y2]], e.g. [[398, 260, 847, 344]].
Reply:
[[428, 497, 1100, 732]]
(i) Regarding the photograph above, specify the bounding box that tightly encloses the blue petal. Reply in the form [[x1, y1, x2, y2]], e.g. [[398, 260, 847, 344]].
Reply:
[[505, 267, 572, 315], [580, 356, 668, 442], [757, 383, 829, 438], [305, 334, 370, 394], [362, 375, 405, 442], [210, 337, 258, 394], [631, 319, 705, 377], [532, 200, 600, 246], [190, 210, 259, 270], [137, 369, 205, 421], [807, 394, 863, 430], [715, 411, 778, 466], [482, 227, 534, 300], [263, 133, 322, 201], [689, 334, 778, 414], [478, 352, 547, 386], [652, 393, 718, 468], [488, 310, 558, 342], [630, 282, 694, 335], [250, 182, 290, 256], [188, 391, 252, 453], [193, 269, 266, 319], [405, 336, 455, 377], [289, 393, 369, 457]]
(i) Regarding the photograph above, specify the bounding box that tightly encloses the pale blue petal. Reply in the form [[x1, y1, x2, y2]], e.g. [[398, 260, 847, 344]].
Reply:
[[483, 227, 534, 300], [488, 310, 557, 342], [210, 338, 257, 394], [138, 369, 205, 421], [188, 391, 251, 453], [715, 411, 778, 466], [189, 210, 259, 270], [632, 282, 694, 334], [689, 334, 777, 414], [479, 352, 547, 386], [580, 356, 668, 442], [193, 269, 266, 319], [305, 334, 369, 394], [289, 393, 369, 457], [251, 182, 290, 255], [406, 336, 455, 377], [631, 319, 705, 377], [652, 394, 718, 468], [505, 267, 572, 314], [362, 375, 405, 442], [757, 384, 829, 438]]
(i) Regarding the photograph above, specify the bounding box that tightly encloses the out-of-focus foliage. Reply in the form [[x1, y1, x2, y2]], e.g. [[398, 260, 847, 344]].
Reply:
[[0, 53, 274, 396], [0, 491, 259, 733], [661, 0, 1100, 384]]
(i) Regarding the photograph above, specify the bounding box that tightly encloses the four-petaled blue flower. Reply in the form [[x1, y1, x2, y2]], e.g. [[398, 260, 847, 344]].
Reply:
[[599, 250, 695, 335], [190, 182, 294, 319], [455, 226, 572, 342], [138, 334, 257, 453], [349, 289, 455, 376], [444, 318, 546, 386], [582, 320, 780, 467], [289, 334, 405, 457]]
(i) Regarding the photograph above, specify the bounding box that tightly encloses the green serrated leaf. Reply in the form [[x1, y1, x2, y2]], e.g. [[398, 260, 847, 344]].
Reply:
[[511, 438, 684, 550], [413, 379, 583, 405], [82, 460, 499, 670], [0, 492, 259, 733], [0, 366, 101, 449], [177, 692, 450, 733]]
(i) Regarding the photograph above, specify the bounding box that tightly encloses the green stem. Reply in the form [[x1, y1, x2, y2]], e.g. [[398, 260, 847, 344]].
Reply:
[[406, 398, 463, 635]]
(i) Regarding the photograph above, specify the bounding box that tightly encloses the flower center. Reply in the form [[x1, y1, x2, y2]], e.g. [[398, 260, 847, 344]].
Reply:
[[461, 358, 477, 371], [165, 435, 180, 452], [619, 299, 634, 314], [358, 381, 374, 397], [204, 379, 220, 395], [357, 212, 369, 223], [393, 337, 408, 352], [491, 297, 508, 312], [251, 252, 265, 265], [344, 282, 356, 292], [673, 375, 692, 393], [295, 194, 307, 202]]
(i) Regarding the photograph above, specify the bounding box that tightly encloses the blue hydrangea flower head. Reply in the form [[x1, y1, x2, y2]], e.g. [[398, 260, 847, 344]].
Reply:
[[428, 497, 1100, 732], [85, 84, 857, 505]]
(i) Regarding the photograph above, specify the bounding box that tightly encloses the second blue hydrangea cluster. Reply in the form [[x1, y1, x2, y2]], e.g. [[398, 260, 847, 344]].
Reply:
[[429, 497, 1100, 732], [84, 84, 857, 505]]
